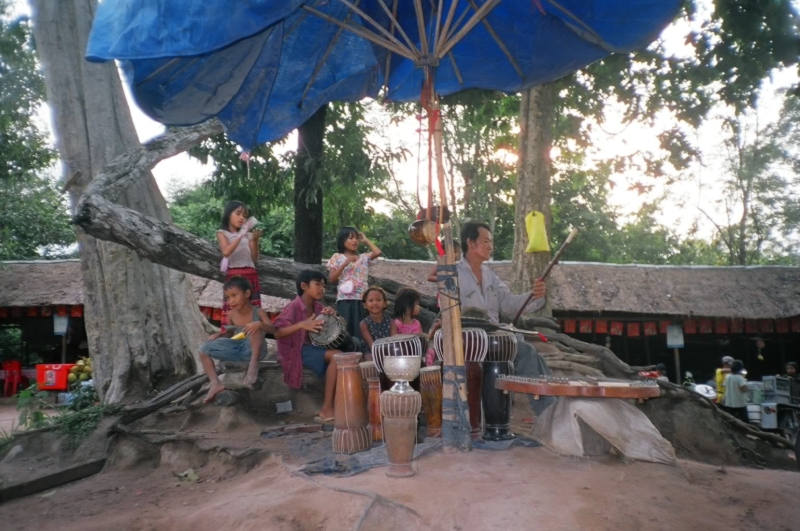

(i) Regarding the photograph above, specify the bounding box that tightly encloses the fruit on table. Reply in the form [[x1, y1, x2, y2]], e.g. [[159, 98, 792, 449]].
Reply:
[[79, 373, 89, 381], [68, 373, 78, 383]]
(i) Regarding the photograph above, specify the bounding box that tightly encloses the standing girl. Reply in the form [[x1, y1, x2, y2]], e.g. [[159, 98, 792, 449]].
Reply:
[[359, 286, 397, 357], [392, 287, 438, 365], [327, 227, 382, 340], [217, 201, 262, 331]]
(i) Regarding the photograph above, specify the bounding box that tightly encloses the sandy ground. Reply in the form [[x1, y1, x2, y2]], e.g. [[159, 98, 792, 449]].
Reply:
[[2, 443, 798, 531]]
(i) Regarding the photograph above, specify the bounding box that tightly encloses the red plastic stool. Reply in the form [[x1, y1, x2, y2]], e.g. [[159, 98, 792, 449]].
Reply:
[[3, 360, 24, 397]]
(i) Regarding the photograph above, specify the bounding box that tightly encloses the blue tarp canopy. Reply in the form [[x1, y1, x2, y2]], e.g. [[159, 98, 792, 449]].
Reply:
[[87, 0, 681, 149]]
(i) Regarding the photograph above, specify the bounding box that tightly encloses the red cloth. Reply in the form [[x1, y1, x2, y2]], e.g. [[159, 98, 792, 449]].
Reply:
[[221, 266, 262, 332], [274, 296, 324, 389]]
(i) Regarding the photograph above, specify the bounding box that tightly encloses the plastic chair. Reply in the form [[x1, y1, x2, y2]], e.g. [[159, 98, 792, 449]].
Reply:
[[3, 360, 23, 397]]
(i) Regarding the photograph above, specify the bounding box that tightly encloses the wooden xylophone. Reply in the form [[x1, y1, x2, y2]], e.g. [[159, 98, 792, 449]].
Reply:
[[494, 375, 661, 400]]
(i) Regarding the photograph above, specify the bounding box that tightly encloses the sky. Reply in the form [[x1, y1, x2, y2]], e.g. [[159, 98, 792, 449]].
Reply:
[[13, 0, 800, 242]]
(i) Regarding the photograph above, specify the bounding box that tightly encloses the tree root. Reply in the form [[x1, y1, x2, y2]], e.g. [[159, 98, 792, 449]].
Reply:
[[656, 381, 792, 449]]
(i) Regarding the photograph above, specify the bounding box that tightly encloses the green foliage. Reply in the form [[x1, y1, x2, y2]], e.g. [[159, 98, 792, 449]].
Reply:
[[0, 2, 74, 260], [0, 327, 21, 362], [700, 96, 800, 265], [68, 383, 99, 412], [16, 385, 56, 430], [56, 403, 120, 449]]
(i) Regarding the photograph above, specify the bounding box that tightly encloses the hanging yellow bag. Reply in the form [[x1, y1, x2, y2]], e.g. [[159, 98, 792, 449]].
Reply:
[[524, 211, 550, 253]]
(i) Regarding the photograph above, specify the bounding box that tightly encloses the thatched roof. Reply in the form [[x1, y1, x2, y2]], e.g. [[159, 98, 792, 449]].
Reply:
[[2, 259, 798, 320], [0, 260, 286, 313], [370, 260, 800, 320]]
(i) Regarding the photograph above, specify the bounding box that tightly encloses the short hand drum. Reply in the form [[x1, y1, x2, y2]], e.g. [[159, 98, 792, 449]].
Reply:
[[310, 314, 350, 350]]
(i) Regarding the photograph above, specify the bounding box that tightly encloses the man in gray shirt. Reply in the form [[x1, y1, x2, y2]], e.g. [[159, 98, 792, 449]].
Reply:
[[456, 221, 555, 417]]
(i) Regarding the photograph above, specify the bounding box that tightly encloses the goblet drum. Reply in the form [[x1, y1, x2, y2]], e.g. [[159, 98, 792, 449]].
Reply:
[[332, 353, 371, 454], [359, 360, 379, 403], [309, 314, 350, 350], [382, 355, 422, 394], [372, 334, 423, 373], [434, 327, 488, 439], [381, 389, 422, 478], [482, 331, 518, 441]]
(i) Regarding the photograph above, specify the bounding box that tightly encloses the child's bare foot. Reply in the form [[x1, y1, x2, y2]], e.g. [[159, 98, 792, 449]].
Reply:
[[315, 408, 334, 422], [203, 382, 226, 404]]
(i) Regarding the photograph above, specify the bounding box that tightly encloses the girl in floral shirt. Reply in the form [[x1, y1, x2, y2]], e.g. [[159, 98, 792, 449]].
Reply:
[[327, 227, 382, 340]]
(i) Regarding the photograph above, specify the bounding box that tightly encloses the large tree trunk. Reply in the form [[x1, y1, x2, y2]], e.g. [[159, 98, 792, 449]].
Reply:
[[511, 84, 555, 313], [31, 0, 208, 403], [293, 105, 328, 264]]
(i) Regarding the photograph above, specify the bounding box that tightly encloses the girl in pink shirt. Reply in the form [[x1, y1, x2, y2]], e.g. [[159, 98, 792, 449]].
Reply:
[[392, 288, 438, 365]]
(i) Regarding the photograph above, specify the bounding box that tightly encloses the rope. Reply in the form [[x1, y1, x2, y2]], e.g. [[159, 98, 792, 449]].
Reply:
[[441, 365, 471, 451]]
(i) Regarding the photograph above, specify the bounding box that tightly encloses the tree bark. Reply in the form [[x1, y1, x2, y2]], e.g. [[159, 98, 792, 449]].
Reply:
[[31, 0, 208, 403], [511, 84, 556, 312], [294, 105, 328, 264]]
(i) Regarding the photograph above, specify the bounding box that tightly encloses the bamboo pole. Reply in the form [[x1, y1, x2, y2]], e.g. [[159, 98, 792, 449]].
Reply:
[[428, 90, 471, 451]]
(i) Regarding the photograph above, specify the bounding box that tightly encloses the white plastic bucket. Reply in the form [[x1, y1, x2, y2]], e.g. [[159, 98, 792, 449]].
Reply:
[[746, 404, 761, 425]]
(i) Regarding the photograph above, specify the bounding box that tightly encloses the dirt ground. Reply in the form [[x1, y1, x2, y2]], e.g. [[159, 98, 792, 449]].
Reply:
[[2, 439, 799, 531]]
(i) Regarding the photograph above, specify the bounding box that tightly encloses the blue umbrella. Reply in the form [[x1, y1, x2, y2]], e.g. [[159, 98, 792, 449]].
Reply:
[[87, 0, 680, 150], [86, 0, 680, 449]]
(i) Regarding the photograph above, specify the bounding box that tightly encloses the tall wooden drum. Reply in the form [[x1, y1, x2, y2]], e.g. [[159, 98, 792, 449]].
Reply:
[[367, 377, 383, 442], [332, 353, 371, 454], [381, 389, 422, 478], [434, 327, 487, 440], [482, 331, 518, 441], [419, 365, 443, 437]]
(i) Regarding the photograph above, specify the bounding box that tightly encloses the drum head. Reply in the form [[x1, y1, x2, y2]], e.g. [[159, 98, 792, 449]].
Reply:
[[309, 314, 347, 348]]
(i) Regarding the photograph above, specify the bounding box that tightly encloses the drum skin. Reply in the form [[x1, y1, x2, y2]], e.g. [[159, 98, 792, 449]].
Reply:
[[310, 314, 350, 350]]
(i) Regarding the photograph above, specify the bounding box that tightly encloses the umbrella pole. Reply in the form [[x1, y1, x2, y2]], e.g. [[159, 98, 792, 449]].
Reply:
[[428, 92, 471, 452]]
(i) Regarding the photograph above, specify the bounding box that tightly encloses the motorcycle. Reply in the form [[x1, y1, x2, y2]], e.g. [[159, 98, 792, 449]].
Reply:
[[683, 372, 717, 400]]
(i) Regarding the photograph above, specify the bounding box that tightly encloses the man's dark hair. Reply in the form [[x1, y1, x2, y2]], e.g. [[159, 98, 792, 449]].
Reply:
[[460, 221, 491, 255], [731, 360, 745, 375], [336, 226, 359, 253], [655, 363, 666, 372], [223, 276, 252, 295], [296, 269, 327, 295]]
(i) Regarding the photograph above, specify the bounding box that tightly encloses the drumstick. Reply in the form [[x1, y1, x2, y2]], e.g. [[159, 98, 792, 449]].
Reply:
[[511, 228, 579, 327]]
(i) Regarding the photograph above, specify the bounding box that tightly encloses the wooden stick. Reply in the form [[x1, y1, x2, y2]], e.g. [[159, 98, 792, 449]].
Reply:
[[511, 228, 579, 327]]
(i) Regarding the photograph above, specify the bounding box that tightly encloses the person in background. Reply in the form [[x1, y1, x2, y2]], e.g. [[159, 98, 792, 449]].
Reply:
[[715, 356, 734, 403], [198, 277, 274, 404], [391, 287, 438, 366], [327, 227, 382, 340], [721, 360, 749, 423], [780, 361, 799, 380], [359, 286, 397, 358], [274, 270, 344, 423], [216, 201, 262, 331], [655, 363, 669, 382], [456, 221, 553, 420]]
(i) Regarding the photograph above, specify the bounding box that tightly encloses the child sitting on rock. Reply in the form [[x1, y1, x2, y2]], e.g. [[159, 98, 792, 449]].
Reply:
[[275, 270, 348, 423], [199, 276, 275, 404]]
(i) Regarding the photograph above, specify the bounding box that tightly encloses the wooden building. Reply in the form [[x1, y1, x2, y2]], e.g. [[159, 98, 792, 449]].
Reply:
[[2, 260, 798, 384]]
